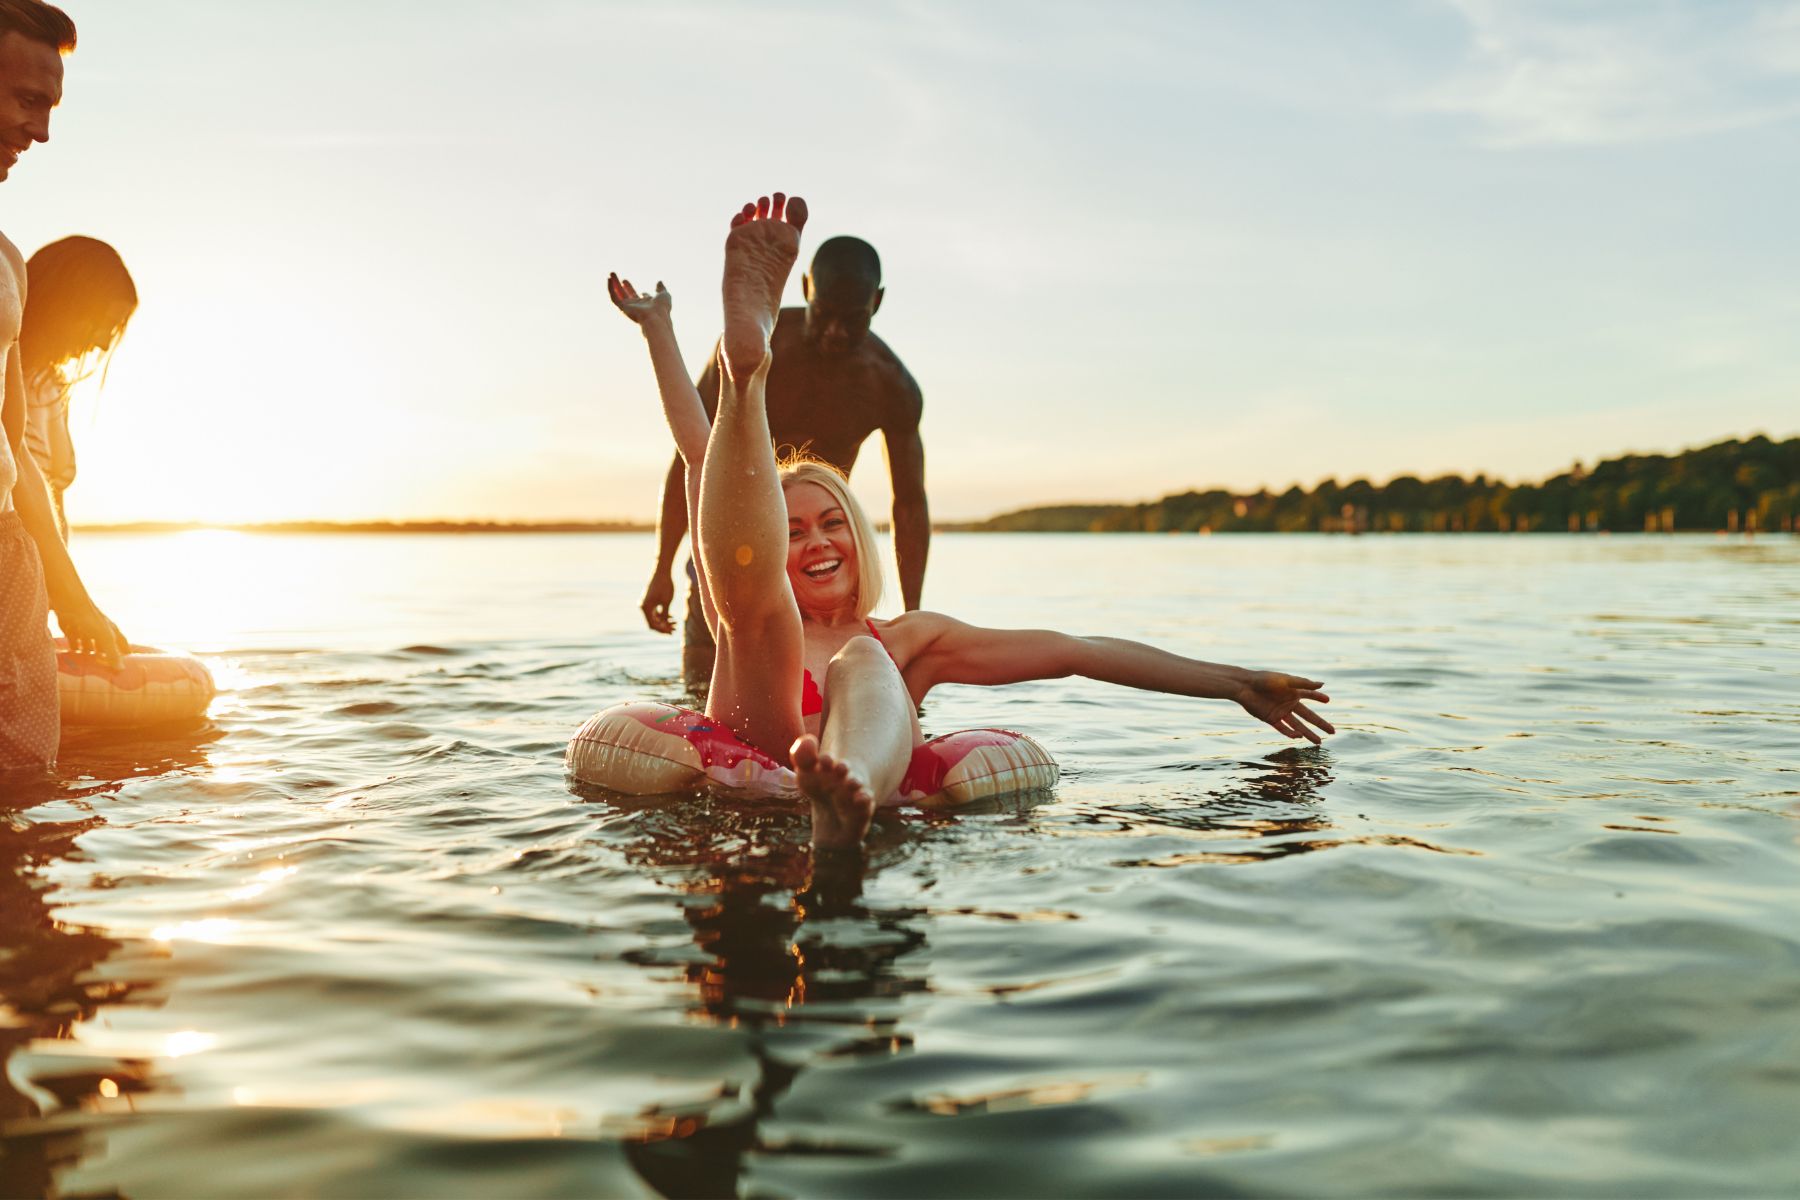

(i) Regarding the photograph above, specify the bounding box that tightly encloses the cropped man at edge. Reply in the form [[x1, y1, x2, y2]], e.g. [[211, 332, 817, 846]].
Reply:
[[639, 236, 929, 691], [0, 0, 126, 775]]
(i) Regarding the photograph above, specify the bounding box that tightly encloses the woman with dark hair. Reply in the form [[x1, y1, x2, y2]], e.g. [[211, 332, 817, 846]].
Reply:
[[608, 195, 1335, 849], [19, 235, 137, 539]]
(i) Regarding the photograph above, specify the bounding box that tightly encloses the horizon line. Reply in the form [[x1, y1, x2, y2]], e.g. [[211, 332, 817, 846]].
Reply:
[[68, 432, 1794, 535]]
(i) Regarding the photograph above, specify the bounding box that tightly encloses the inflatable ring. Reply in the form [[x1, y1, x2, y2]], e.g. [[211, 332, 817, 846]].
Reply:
[[567, 701, 1058, 807], [56, 639, 217, 728]]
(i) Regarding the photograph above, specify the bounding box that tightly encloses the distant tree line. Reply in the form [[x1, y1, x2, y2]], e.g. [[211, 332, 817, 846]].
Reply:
[[75, 520, 653, 535], [969, 435, 1800, 534]]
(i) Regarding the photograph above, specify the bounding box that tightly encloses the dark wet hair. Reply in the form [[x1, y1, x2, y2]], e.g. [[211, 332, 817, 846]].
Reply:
[[22, 236, 137, 387], [810, 236, 881, 293], [0, 0, 75, 51]]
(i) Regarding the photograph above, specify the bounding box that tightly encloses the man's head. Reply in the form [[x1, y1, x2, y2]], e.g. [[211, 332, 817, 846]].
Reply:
[[0, 0, 73, 183], [802, 236, 883, 357]]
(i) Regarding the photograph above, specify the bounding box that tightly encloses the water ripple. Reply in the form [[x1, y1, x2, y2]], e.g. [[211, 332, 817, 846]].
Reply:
[[4, 532, 1797, 1198]]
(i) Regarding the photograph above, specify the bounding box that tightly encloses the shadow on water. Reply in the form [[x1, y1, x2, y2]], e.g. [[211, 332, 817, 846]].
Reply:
[[1052, 747, 1349, 863], [0, 724, 218, 1199], [572, 749, 1347, 1198], [570, 782, 935, 1199], [51, 722, 223, 784], [1080, 749, 1471, 864]]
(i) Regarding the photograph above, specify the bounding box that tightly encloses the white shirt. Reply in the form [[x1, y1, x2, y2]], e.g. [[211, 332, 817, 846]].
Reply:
[[0, 230, 25, 516], [22, 374, 73, 492], [0, 417, 15, 515]]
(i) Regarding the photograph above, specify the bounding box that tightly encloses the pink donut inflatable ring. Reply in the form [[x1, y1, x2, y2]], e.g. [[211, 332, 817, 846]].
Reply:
[[55, 639, 217, 728], [567, 701, 1058, 806]]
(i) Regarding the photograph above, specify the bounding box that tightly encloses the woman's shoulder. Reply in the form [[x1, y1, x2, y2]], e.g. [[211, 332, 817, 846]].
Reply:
[[25, 371, 67, 408], [874, 609, 959, 634], [871, 610, 963, 660]]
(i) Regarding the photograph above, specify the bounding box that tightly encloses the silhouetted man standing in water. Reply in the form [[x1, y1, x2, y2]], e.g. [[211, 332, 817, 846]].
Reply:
[[640, 236, 929, 688], [0, 0, 124, 774]]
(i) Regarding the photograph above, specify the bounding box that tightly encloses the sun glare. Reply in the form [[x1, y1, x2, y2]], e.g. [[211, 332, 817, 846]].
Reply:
[[150, 918, 239, 944], [163, 1030, 219, 1059], [54, 282, 435, 527]]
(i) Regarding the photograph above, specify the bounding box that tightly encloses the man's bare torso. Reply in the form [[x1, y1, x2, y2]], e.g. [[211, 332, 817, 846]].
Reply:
[[704, 307, 919, 472], [0, 232, 26, 450]]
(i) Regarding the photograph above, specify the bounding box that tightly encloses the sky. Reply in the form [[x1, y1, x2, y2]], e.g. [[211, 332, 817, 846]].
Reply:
[[7, 0, 1797, 526]]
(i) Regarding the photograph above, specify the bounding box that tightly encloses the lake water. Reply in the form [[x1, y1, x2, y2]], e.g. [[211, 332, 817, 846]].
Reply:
[[3, 531, 1797, 1198]]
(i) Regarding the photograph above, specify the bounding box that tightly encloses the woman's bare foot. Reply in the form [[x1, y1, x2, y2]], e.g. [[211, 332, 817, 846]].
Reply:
[[791, 733, 875, 848], [720, 192, 808, 384]]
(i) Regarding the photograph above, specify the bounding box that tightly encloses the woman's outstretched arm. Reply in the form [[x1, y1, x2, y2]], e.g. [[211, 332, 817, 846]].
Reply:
[[607, 275, 717, 636], [890, 613, 1335, 744], [607, 276, 709, 468]]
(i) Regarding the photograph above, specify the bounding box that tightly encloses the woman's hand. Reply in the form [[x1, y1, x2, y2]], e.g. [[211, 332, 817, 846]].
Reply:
[[607, 274, 671, 326], [55, 597, 127, 668], [1237, 672, 1334, 744]]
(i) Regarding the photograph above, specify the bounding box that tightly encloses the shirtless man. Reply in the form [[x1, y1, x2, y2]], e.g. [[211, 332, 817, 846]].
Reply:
[[0, 0, 125, 773], [639, 236, 928, 688]]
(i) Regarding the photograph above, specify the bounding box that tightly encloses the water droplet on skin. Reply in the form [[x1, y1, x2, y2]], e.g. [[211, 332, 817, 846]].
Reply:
[[736, 545, 754, 566]]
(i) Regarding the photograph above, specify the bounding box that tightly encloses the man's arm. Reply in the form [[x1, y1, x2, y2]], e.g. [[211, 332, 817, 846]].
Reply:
[[882, 374, 929, 611], [641, 453, 687, 634], [6, 347, 124, 664]]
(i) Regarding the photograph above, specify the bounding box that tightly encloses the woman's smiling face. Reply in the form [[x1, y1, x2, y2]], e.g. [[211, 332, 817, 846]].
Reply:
[[785, 480, 859, 611]]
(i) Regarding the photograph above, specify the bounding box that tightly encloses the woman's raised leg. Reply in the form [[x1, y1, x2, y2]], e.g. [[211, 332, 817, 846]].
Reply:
[[698, 194, 810, 757], [793, 636, 919, 847]]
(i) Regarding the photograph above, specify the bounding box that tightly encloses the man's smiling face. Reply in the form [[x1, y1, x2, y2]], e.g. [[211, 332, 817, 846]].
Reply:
[[0, 30, 62, 182]]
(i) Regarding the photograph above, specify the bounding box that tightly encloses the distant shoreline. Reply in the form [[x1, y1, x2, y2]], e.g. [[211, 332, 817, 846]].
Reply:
[[71, 522, 1796, 537], [69, 435, 1798, 537], [964, 434, 1797, 536], [71, 520, 656, 535]]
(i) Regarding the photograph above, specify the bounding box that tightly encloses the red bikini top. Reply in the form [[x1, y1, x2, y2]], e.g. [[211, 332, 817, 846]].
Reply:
[[801, 620, 892, 716]]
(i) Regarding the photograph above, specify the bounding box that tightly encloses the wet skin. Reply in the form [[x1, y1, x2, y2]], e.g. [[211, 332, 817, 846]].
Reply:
[[643, 251, 928, 640], [615, 194, 1335, 851]]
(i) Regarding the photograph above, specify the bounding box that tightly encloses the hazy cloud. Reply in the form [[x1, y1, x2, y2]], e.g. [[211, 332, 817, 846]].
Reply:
[[1421, 0, 1800, 146]]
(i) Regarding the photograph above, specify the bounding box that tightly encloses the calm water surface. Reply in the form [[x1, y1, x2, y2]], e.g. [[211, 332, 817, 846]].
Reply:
[[3, 532, 1797, 1197]]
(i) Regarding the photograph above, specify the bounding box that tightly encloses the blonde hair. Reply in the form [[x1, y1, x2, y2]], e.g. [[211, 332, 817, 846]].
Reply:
[[779, 454, 884, 619]]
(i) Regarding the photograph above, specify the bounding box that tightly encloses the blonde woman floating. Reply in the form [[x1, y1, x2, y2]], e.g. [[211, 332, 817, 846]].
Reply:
[[609, 194, 1334, 848]]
